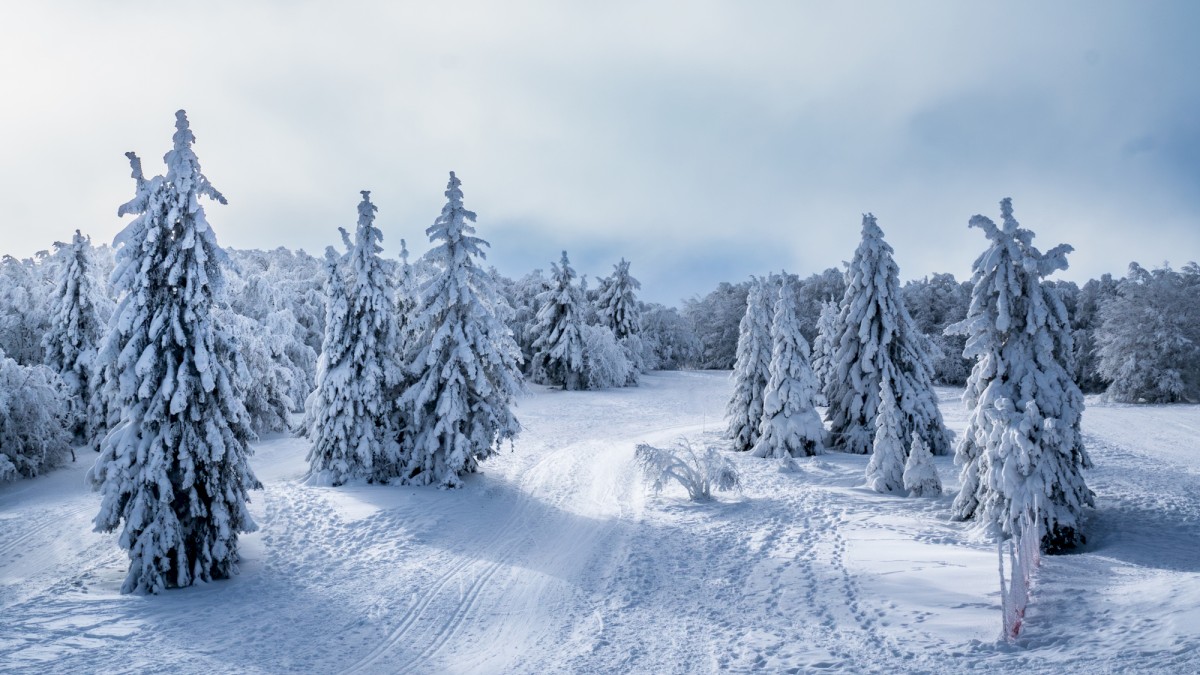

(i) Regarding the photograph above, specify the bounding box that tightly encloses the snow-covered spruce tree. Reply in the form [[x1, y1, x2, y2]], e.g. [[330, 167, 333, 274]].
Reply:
[[42, 230, 105, 445], [903, 432, 941, 497], [401, 172, 523, 487], [87, 112, 261, 594], [810, 298, 839, 405], [301, 247, 348, 440], [824, 214, 950, 456], [395, 238, 419, 348], [596, 258, 645, 384], [865, 367, 907, 494], [726, 277, 774, 452], [596, 258, 641, 339], [947, 198, 1092, 553], [305, 193, 403, 485], [751, 275, 825, 459], [531, 251, 587, 390]]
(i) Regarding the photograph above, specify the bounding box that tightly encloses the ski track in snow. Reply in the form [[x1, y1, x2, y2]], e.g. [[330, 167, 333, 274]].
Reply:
[[1, 374, 1198, 673]]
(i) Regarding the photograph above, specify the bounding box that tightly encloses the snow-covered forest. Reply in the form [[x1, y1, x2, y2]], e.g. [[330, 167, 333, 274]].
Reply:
[[0, 93, 1195, 667]]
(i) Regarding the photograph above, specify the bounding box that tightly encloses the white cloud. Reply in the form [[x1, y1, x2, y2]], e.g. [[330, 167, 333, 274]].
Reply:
[[2, 1, 1197, 304]]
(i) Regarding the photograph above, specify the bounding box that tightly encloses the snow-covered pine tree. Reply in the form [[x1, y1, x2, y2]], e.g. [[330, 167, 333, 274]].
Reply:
[[903, 431, 941, 497], [824, 214, 950, 456], [596, 258, 641, 340], [947, 198, 1092, 553], [726, 277, 774, 452], [810, 298, 839, 406], [401, 172, 523, 487], [531, 251, 587, 390], [301, 247, 349, 440], [751, 275, 825, 459], [88, 111, 261, 594], [865, 367, 906, 493], [305, 192, 403, 485], [596, 258, 645, 385], [42, 230, 105, 446], [395, 238, 419, 347]]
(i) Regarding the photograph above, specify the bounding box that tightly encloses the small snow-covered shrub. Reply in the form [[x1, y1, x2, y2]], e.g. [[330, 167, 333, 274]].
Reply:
[[0, 351, 72, 480], [635, 440, 740, 502], [902, 432, 942, 497], [581, 324, 631, 389]]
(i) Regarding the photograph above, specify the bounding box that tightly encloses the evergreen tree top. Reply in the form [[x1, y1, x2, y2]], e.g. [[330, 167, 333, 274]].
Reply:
[[861, 212, 885, 241], [164, 109, 226, 206], [554, 250, 576, 281], [968, 198, 1073, 279], [428, 172, 486, 260], [352, 191, 384, 257]]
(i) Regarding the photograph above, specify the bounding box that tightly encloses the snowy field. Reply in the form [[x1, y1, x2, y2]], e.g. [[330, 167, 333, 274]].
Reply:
[[1, 371, 1198, 674]]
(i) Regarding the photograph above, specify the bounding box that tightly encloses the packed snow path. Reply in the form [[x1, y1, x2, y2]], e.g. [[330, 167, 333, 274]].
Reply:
[[1, 372, 1198, 673]]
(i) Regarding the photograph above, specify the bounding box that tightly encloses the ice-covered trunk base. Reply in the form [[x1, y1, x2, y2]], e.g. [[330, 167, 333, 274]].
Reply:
[[999, 503, 1042, 642]]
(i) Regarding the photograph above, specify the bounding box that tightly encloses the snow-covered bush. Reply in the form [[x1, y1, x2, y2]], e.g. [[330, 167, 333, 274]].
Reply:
[[580, 323, 632, 390], [640, 303, 700, 370], [902, 273, 972, 386], [0, 351, 72, 480], [225, 248, 322, 411], [902, 432, 941, 497], [1095, 262, 1200, 403], [635, 440, 740, 502], [0, 254, 53, 365], [220, 308, 296, 435], [683, 281, 750, 370]]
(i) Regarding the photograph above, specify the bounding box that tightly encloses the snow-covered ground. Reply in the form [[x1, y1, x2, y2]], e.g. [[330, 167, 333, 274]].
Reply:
[[1, 371, 1198, 673]]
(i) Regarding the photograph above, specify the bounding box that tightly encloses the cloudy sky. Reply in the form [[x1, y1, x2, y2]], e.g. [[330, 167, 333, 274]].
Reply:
[[2, 1, 1198, 304]]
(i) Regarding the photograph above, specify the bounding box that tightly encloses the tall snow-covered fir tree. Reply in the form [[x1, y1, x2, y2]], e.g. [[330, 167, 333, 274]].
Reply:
[[751, 275, 825, 459], [824, 214, 950, 457], [596, 258, 645, 384], [395, 238, 419, 348], [865, 369, 906, 494], [42, 230, 105, 445], [726, 277, 774, 452], [947, 198, 1092, 553], [596, 258, 641, 340], [531, 251, 587, 390], [305, 193, 403, 485], [810, 298, 839, 406], [87, 111, 261, 594], [401, 172, 523, 487]]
